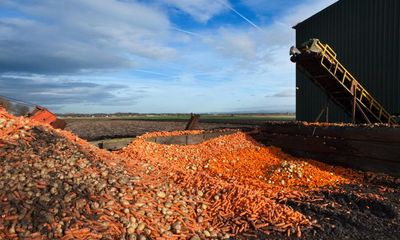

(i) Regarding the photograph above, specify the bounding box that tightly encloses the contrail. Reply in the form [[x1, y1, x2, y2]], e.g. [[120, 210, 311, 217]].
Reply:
[[218, 0, 262, 31], [172, 27, 205, 38], [135, 69, 172, 77]]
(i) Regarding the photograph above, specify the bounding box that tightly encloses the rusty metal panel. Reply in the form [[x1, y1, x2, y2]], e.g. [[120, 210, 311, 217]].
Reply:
[[294, 0, 400, 122], [250, 122, 400, 176]]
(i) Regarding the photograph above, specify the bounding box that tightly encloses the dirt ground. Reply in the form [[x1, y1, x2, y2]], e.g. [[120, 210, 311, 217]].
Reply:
[[65, 119, 252, 141], [235, 174, 400, 240], [290, 182, 399, 239]]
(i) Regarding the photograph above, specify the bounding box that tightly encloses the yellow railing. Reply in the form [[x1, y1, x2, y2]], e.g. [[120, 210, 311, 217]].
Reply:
[[313, 40, 395, 124]]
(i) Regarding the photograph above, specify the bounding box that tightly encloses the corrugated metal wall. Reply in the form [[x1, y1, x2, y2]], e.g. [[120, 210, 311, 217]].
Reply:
[[295, 0, 400, 122]]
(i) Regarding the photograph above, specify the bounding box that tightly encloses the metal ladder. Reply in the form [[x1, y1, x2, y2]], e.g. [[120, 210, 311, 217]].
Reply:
[[291, 39, 396, 124]]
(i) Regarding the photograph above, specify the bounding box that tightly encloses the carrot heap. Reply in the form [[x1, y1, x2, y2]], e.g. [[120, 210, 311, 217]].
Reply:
[[0, 107, 363, 239], [117, 130, 363, 237]]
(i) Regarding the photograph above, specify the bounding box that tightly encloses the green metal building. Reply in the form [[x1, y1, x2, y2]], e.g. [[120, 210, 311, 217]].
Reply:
[[294, 0, 400, 122]]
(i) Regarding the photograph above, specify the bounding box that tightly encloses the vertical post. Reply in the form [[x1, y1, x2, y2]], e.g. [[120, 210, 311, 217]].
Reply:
[[315, 105, 326, 123], [325, 101, 329, 122], [352, 84, 357, 124]]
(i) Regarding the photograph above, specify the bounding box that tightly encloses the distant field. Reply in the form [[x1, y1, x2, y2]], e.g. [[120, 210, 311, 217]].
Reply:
[[64, 114, 295, 140], [63, 114, 295, 124]]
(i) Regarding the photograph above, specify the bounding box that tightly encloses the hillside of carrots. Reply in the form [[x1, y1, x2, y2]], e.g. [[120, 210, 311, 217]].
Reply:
[[0, 107, 364, 239]]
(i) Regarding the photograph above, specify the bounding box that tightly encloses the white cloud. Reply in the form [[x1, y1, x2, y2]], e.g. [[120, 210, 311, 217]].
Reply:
[[0, 0, 338, 113], [242, 0, 293, 11], [186, 0, 339, 72], [214, 28, 258, 60], [161, 0, 229, 23], [242, 0, 337, 20], [0, 74, 141, 113], [154, 0, 339, 113], [279, 0, 338, 27], [267, 89, 295, 98], [0, 0, 176, 73]]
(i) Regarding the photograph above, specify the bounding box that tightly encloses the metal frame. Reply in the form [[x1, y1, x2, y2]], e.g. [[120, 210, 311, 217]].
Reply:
[[316, 40, 396, 124]]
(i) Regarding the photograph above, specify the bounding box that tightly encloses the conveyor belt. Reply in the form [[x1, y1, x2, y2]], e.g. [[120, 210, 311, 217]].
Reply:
[[290, 39, 396, 124]]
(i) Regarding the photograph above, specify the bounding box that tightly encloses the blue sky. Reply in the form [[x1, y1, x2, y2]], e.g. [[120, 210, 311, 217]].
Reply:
[[0, 0, 337, 113]]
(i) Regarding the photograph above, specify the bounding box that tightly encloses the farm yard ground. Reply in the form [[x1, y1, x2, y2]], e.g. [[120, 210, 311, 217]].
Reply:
[[285, 179, 400, 240], [1, 110, 399, 239], [238, 178, 400, 239]]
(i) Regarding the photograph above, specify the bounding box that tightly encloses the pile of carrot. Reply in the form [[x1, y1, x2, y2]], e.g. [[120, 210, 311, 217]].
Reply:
[[0, 107, 363, 239], [117, 131, 363, 237]]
